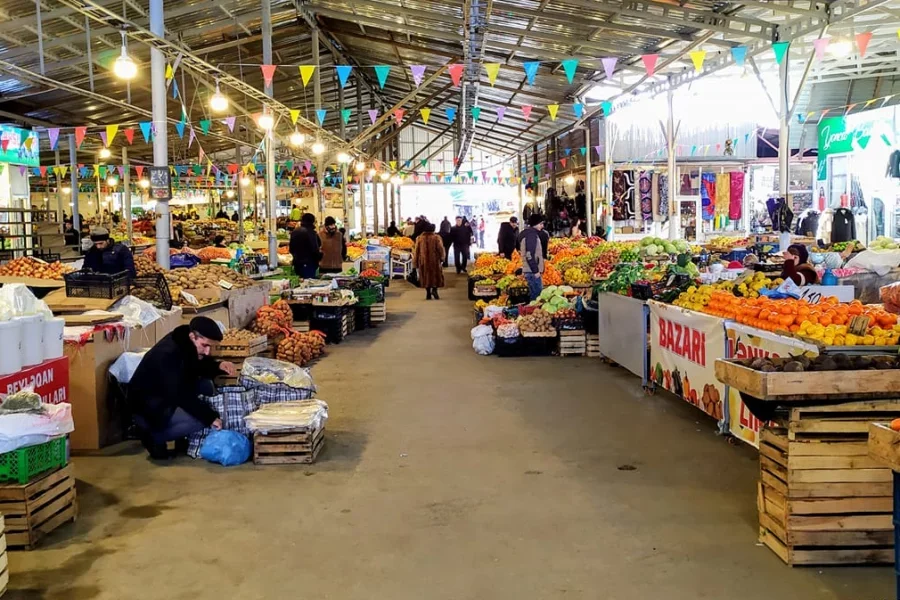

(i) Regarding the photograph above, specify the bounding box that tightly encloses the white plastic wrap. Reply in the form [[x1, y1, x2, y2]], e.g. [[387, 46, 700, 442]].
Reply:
[[484, 305, 505, 319], [245, 399, 329, 433], [241, 357, 316, 389], [473, 334, 495, 355], [0, 402, 74, 453], [470, 324, 493, 339], [846, 249, 900, 276], [110, 295, 162, 328], [0, 283, 52, 319], [108, 350, 148, 383]]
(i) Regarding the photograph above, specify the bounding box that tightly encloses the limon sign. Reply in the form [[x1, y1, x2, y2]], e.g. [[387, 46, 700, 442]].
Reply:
[[817, 112, 895, 180]]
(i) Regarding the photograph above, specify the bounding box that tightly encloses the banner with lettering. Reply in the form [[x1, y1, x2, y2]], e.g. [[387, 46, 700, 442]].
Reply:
[[0, 356, 69, 405], [724, 324, 819, 447], [649, 301, 727, 425]]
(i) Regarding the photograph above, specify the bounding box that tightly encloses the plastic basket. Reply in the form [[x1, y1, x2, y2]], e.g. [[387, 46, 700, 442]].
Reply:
[[354, 287, 378, 307], [130, 273, 173, 310], [0, 436, 68, 484], [64, 270, 130, 299]]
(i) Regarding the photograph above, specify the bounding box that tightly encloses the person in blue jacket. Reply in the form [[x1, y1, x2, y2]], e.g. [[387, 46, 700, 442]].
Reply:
[[83, 226, 136, 278]]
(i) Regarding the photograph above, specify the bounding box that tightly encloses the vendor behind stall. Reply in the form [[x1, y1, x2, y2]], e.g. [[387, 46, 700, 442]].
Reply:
[[129, 316, 236, 459], [213, 235, 228, 248], [781, 243, 818, 285], [83, 227, 136, 278]]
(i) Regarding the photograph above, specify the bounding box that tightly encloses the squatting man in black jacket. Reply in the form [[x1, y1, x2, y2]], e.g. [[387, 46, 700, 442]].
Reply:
[[129, 316, 236, 460]]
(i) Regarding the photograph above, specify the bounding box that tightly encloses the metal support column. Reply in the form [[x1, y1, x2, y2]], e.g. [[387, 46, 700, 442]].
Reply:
[[262, 0, 278, 268], [584, 124, 592, 237], [122, 146, 132, 242], [54, 150, 63, 224], [372, 176, 379, 233], [666, 86, 679, 241], [604, 119, 613, 241], [550, 138, 558, 192], [383, 181, 389, 233], [68, 135, 79, 232], [360, 176, 368, 235], [236, 144, 245, 241], [517, 155, 523, 219], [778, 44, 791, 251], [312, 29, 321, 109], [150, 0, 169, 268]]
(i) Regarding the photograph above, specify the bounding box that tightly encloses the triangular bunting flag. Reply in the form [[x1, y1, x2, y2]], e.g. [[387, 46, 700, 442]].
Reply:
[[341, 109, 352, 124], [123, 127, 134, 144], [299, 65, 316, 87], [59, 166, 67, 178], [260, 64, 277, 88], [367, 109, 379, 125], [594, 145, 602, 157], [227, 164, 238, 175], [98, 165, 106, 178], [772, 41, 790, 64], [99, 131, 108, 147], [495, 106, 506, 121], [448, 64, 464, 87], [188, 127, 196, 147], [856, 31, 873, 57], [573, 103, 584, 118], [135, 165, 144, 178], [547, 104, 559, 121], [373, 65, 391, 89], [689, 50, 706, 73], [165, 63, 173, 80], [199, 119, 211, 135], [579, 147, 587, 156], [484, 63, 501, 86], [731, 46, 747, 67], [523, 61, 540, 85], [74, 127, 87, 149], [560, 58, 578, 84], [813, 38, 830, 60], [560, 158, 567, 168], [316, 109, 327, 126], [471, 106, 481, 122], [106, 124, 119, 146], [116, 165, 125, 179], [336, 65, 353, 88], [601, 101, 612, 116], [601, 57, 617, 80], [137, 122, 151, 143], [521, 105, 533, 121], [641, 54, 659, 77], [446, 107, 457, 123], [175, 121, 185, 138], [48, 128, 60, 150], [393, 109, 405, 125], [38, 166, 46, 178], [285, 109, 298, 126], [564, 148, 572, 156], [222, 116, 236, 132], [389, 160, 397, 170], [420, 107, 431, 125], [410, 65, 427, 87], [172, 80, 179, 99]]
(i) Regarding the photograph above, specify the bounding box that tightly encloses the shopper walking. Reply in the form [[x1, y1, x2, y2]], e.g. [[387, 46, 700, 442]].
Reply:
[[450, 216, 472, 274], [290, 212, 322, 279], [318, 216, 347, 274], [413, 223, 445, 300], [477, 216, 486, 248], [497, 216, 519, 259], [439, 216, 452, 266], [519, 214, 546, 301]]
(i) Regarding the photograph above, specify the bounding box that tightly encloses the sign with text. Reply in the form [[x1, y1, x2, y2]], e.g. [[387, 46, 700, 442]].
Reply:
[[724, 324, 819, 447], [649, 301, 727, 424], [796, 285, 855, 304], [0, 356, 69, 405], [0, 124, 39, 168]]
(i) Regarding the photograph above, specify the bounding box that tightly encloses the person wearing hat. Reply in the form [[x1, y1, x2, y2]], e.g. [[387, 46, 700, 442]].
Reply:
[[83, 226, 136, 278], [128, 316, 237, 459], [497, 216, 519, 259], [289, 212, 322, 279], [518, 214, 546, 301]]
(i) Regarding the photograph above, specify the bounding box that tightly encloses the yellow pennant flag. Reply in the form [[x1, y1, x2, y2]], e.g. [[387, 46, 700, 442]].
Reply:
[[165, 64, 174, 80], [206, 160, 213, 177], [389, 160, 397, 170], [689, 50, 707, 73], [299, 65, 316, 87], [106, 124, 119, 146], [420, 107, 431, 125], [23, 137, 33, 151], [547, 104, 559, 121], [289, 109, 301, 125], [93, 164, 100, 177], [484, 63, 501, 86], [60, 166, 68, 178]]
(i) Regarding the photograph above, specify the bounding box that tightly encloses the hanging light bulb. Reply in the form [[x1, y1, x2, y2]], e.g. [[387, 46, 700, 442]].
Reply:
[[138, 178, 150, 189], [368, 167, 376, 177], [240, 175, 251, 187], [336, 152, 351, 164], [210, 80, 229, 113], [107, 175, 119, 187], [379, 172, 390, 181], [311, 141, 325, 155], [290, 130, 305, 146], [390, 175, 402, 185], [257, 108, 274, 130], [99, 147, 111, 160], [225, 189, 235, 198], [829, 39, 852, 58], [564, 174, 576, 185], [355, 161, 366, 173], [112, 31, 138, 80], [61, 185, 71, 194]]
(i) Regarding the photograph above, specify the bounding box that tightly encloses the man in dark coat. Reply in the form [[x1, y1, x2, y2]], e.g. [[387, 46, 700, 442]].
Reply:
[[439, 216, 452, 267], [449, 216, 472, 274], [289, 212, 322, 279], [411, 215, 430, 242], [83, 227, 136, 278], [129, 316, 236, 459], [497, 216, 519, 259]]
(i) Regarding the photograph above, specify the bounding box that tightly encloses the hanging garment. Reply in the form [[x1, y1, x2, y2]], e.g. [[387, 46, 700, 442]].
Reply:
[[715, 172, 731, 216], [729, 171, 745, 220], [639, 171, 653, 222], [612, 170, 635, 221], [651, 173, 661, 221], [659, 174, 670, 217], [680, 173, 692, 195], [831, 207, 856, 243], [701, 173, 716, 220], [887, 150, 900, 179]]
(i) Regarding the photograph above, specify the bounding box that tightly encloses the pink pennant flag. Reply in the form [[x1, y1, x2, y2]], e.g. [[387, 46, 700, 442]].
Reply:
[[813, 37, 830, 61], [39, 166, 47, 178], [641, 54, 659, 77], [496, 106, 506, 121], [188, 127, 196, 148], [135, 166, 144, 178], [47, 128, 60, 150], [393, 109, 405, 125], [601, 57, 617, 80], [19, 166, 26, 177], [410, 65, 427, 87], [117, 165, 125, 178], [222, 116, 236, 132], [98, 131, 108, 147], [521, 104, 533, 121], [123, 128, 135, 144], [856, 31, 873, 57], [198, 148, 205, 163], [367, 109, 379, 125], [74, 127, 87, 148], [260, 64, 277, 88], [448, 63, 464, 87]]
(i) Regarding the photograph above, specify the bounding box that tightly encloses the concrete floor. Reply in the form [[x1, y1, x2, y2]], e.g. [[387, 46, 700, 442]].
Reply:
[[8, 275, 894, 600]]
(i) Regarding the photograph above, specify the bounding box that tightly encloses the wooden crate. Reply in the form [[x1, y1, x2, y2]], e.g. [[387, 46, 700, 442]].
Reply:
[[774, 400, 900, 442], [558, 330, 586, 356], [0, 515, 8, 596], [868, 422, 900, 470], [293, 320, 310, 333], [253, 426, 325, 465], [0, 465, 77, 550], [211, 334, 268, 358], [370, 302, 386, 323], [586, 333, 600, 358], [758, 427, 894, 566]]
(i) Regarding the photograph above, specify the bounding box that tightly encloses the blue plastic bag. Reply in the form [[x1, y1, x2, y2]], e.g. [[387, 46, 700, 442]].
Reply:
[[170, 253, 202, 269], [198, 430, 251, 466]]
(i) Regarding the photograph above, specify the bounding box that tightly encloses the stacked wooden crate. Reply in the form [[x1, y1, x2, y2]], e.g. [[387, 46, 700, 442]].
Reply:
[[558, 330, 586, 356], [0, 464, 77, 550], [253, 425, 325, 465], [212, 334, 267, 385], [370, 302, 387, 323], [586, 334, 601, 358], [757, 400, 900, 566]]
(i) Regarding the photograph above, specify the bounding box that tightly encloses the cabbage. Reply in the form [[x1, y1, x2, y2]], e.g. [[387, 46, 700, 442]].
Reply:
[[645, 244, 659, 256], [558, 285, 574, 294], [640, 237, 654, 246], [663, 242, 676, 254]]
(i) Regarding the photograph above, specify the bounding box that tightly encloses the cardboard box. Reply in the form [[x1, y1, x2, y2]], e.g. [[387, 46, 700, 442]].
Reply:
[[224, 283, 268, 329], [360, 260, 385, 273], [125, 306, 183, 352]]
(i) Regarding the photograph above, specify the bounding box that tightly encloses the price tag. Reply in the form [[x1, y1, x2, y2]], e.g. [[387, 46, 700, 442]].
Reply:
[[218, 279, 234, 290], [180, 290, 200, 306]]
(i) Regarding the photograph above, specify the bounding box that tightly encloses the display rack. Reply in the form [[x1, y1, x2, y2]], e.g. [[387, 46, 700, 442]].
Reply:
[[0, 208, 71, 261]]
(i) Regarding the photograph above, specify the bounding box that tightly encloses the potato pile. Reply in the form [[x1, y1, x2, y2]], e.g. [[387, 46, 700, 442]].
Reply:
[[276, 331, 325, 366], [249, 301, 293, 342], [0, 257, 73, 280], [134, 255, 164, 277], [517, 309, 554, 333], [221, 328, 260, 344], [164, 264, 254, 291]]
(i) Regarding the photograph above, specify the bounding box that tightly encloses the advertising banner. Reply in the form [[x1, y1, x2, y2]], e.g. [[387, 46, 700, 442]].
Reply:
[[724, 324, 819, 447], [0, 124, 39, 168], [0, 356, 69, 405], [649, 301, 726, 424]]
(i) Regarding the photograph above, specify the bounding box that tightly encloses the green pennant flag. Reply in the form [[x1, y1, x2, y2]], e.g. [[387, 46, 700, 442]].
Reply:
[[98, 165, 107, 179], [341, 109, 352, 124], [285, 160, 294, 171], [199, 119, 211, 135], [471, 106, 481, 121], [560, 58, 579, 84], [420, 159, 427, 167], [772, 41, 790, 65], [192, 164, 202, 175]]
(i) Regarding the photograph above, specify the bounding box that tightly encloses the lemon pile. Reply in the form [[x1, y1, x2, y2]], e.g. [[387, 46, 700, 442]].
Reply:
[[799, 322, 900, 346], [673, 282, 733, 310], [734, 272, 782, 299]]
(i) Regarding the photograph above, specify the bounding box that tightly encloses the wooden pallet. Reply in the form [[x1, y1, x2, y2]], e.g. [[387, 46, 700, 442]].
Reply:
[[211, 334, 268, 358], [293, 320, 310, 333], [773, 400, 900, 441], [253, 427, 325, 465], [558, 330, 586, 356], [370, 302, 386, 323], [758, 427, 894, 565], [586, 333, 600, 357], [0, 465, 77, 550]]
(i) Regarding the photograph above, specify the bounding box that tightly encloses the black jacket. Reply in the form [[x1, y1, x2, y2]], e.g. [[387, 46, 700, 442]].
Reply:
[[831, 207, 856, 243], [412, 219, 430, 242], [129, 325, 223, 430], [439, 220, 452, 235], [83, 242, 136, 278], [289, 224, 322, 267], [497, 222, 518, 257], [449, 224, 472, 247]]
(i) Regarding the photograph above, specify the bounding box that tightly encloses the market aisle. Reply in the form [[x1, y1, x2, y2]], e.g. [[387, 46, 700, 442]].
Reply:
[[8, 275, 892, 600]]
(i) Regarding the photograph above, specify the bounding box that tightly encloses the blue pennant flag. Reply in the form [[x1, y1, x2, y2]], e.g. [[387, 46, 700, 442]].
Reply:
[[731, 46, 747, 67], [175, 121, 185, 139], [573, 103, 584, 118], [446, 107, 457, 123], [336, 65, 353, 88], [564, 148, 572, 156], [172, 80, 179, 99], [522, 61, 540, 85], [139, 121, 152, 143], [316, 109, 327, 126]]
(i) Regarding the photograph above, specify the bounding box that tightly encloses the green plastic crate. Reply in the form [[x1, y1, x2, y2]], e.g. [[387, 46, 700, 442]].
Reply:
[[354, 288, 378, 307], [0, 436, 68, 484]]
